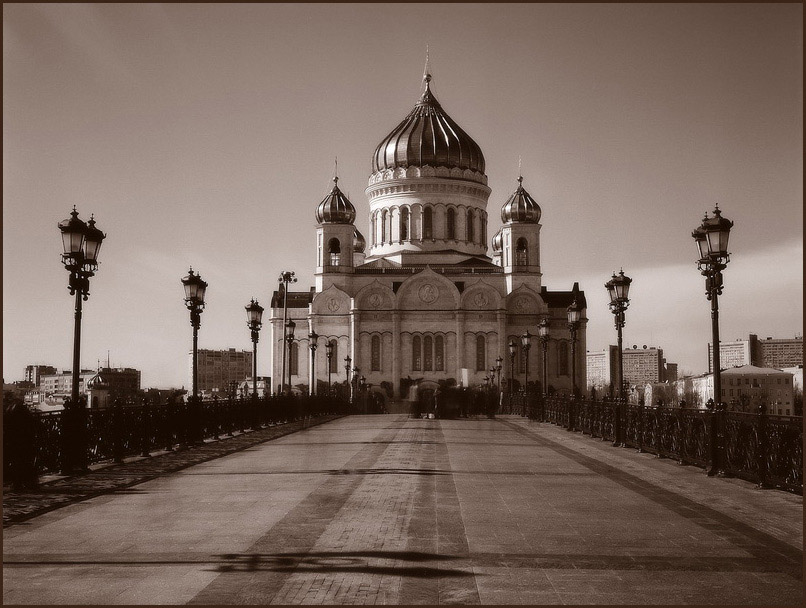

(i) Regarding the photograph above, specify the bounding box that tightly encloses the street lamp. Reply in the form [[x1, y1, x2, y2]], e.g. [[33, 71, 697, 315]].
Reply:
[[284, 319, 296, 394], [693, 205, 733, 476], [521, 329, 533, 416], [278, 271, 297, 394], [245, 298, 264, 400], [325, 340, 334, 393], [308, 330, 319, 396], [538, 317, 550, 395], [508, 338, 517, 411], [605, 269, 631, 446], [495, 356, 503, 393], [58, 208, 106, 473], [182, 268, 208, 400], [567, 300, 581, 397], [344, 355, 352, 402]]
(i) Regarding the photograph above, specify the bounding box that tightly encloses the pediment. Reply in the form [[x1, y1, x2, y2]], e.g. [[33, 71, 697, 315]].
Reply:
[[396, 267, 460, 310], [311, 284, 351, 315], [354, 280, 396, 311]]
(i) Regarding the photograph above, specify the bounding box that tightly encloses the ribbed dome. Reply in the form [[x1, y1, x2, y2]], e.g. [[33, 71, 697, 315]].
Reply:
[[86, 371, 109, 390], [491, 228, 503, 253], [371, 76, 485, 175], [501, 176, 541, 224], [353, 227, 366, 253], [315, 177, 356, 224]]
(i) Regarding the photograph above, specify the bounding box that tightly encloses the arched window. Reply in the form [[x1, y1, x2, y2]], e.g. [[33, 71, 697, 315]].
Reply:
[[558, 342, 569, 376], [412, 336, 422, 371], [424, 335, 433, 371], [446, 208, 456, 240], [435, 335, 444, 371], [289, 342, 299, 376], [516, 238, 528, 266], [423, 207, 433, 239], [466, 209, 475, 243], [475, 335, 486, 371], [371, 335, 381, 371], [328, 340, 338, 373], [400, 207, 409, 241], [370, 212, 376, 247], [382, 209, 389, 244], [328, 238, 341, 266]]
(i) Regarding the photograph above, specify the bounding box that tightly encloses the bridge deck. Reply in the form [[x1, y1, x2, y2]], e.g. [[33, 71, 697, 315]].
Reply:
[[3, 414, 802, 605]]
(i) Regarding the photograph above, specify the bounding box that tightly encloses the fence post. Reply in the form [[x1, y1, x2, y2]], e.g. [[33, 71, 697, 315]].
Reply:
[[637, 402, 644, 453], [567, 396, 575, 432], [756, 403, 769, 489], [111, 398, 125, 464], [612, 399, 622, 447], [706, 399, 719, 476], [139, 397, 151, 458]]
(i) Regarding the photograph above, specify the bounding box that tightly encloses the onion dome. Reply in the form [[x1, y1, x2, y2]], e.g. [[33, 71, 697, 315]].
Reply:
[[371, 74, 485, 175], [491, 227, 503, 253], [315, 177, 356, 224], [501, 176, 541, 224], [353, 227, 366, 253], [86, 371, 109, 390]]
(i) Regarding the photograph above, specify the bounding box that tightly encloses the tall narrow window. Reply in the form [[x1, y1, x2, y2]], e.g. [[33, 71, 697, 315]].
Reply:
[[424, 336, 433, 371], [481, 213, 486, 246], [370, 212, 376, 247], [516, 238, 528, 266], [400, 207, 409, 241], [328, 340, 338, 373], [289, 342, 299, 376], [382, 209, 389, 244], [466, 209, 475, 243], [412, 336, 422, 371], [423, 207, 433, 239], [328, 238, 341, 266], [475, 335, 486, 371], [446, 208, 456, 239], [371, 335, 381, 371], [435, 335, 444, 371], [558, 342, 569, 376]]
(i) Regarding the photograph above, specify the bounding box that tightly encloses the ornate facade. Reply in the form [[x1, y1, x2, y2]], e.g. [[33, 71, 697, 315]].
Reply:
[[270, 72, 587, 399]]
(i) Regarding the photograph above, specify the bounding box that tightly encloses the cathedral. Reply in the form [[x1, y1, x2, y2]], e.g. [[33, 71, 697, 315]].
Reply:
[[270, 70, 587, 400]]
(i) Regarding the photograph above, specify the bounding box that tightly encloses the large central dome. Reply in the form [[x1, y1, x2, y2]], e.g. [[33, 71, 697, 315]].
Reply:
[[371, 75, 485, 175]]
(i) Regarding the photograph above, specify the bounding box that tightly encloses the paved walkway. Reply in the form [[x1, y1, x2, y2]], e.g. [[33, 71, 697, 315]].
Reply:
[[3, 415, 802, 605]]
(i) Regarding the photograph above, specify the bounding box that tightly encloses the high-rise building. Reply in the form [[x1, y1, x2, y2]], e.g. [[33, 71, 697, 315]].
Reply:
[[270, 69, 587, 398], [192, 348, 253, 395], [586, 347, 618, 393], [622, 345, 664, 385], [708, 334, 804, 372], [24, 364, 57, 386]]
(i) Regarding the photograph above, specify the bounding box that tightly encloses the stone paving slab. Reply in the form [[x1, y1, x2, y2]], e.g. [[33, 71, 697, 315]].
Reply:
[[3, 414, 802, 605], [3, 415, 342, 528]]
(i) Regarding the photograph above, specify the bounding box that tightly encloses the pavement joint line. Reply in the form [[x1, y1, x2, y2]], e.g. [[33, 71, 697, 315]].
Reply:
[[496, 417, 803, 582], [2, 415, 343, 529]]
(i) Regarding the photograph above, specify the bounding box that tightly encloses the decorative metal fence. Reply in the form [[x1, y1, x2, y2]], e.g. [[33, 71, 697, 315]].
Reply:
[[4, 394, 351, 479], [509, 392, 802, 495]]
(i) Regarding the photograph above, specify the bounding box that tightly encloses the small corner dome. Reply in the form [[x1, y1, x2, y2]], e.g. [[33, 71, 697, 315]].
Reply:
[[491, 228, 503, 253], [87, 372, 109, 390], [353, 227, 366, 253], [501, 176, 541, 224], [315, 177, 356, 224]]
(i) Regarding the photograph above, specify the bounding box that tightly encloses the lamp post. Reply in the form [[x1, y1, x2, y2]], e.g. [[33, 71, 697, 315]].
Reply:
[[508, 339, 517, 412], [521, 330, 533, 416], [278, 271, 297, 395], [182, 268, 208, 400], [353, 366, 361, 407], [344, 355, 352, 402], [325, 340, 334, 394], [308, 330, 318, 396], [495, 356, 503, 393], [567, 300, 581, 398], [245, 298, 264, 400], [692, 205, 733, 476], [605, 270, 631, 446], [285, 319, 296, 394], [538, 317, 550, 395], [58, 208, 106, 473]]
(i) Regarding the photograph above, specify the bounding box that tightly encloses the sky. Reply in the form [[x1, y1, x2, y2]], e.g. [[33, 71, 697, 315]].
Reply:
[[3, 3, 803, 387]]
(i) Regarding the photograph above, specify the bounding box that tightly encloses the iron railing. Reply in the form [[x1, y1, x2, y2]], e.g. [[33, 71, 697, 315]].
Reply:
[[4, 394, 351, 479], [509, 392, 802, 494]]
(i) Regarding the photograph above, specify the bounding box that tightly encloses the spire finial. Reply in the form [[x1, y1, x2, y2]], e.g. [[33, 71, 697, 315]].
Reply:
[[518, 156, 523, 182], [333, 156, 338, 184], [423, 44, 431, 84]]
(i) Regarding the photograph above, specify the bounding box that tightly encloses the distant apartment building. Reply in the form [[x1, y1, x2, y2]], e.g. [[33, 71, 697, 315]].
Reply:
[[708, 334, 803, 372], [192, 348, 254, 395], [24, 364, 57, 386], [39, 370, 96, 402], [86, 367, 142, 408], [664, 362, 678, 383], [586, 347, 618, 393], [675, 365, 795, 415], [623, 345, 664, 385]]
